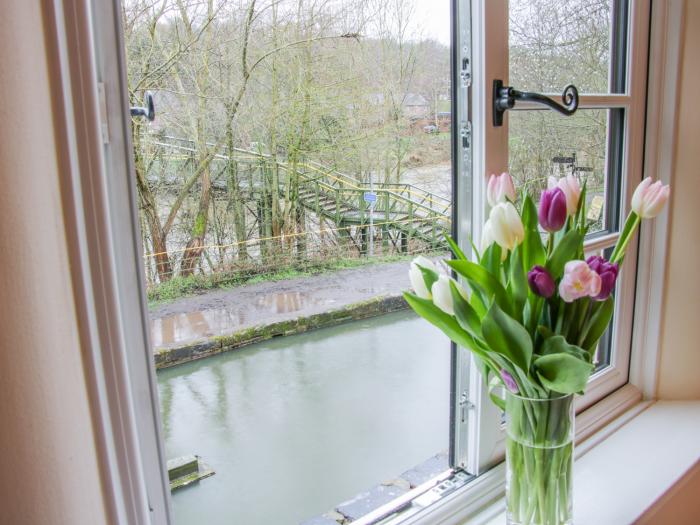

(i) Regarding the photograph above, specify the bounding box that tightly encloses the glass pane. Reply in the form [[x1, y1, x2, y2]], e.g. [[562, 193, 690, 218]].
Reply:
[[122, 0, 453, 523], [583, 246, 615, 371], [509, 0, 625, 94], [508, 108, 620, 235]]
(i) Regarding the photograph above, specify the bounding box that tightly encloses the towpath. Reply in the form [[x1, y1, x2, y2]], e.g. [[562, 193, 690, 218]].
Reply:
[[148, 260, 428, 350]]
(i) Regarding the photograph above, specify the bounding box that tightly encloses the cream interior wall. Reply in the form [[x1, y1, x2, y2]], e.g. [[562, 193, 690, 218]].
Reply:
[[657, 0, 700, 400], [0, 1, 108, 523]]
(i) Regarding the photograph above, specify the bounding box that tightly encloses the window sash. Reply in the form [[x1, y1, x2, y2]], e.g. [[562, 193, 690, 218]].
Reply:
[[455, 0, 651, 474]]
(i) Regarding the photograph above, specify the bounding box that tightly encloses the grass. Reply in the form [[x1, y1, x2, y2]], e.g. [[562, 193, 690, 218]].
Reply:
[[147, 252, 445, 306]]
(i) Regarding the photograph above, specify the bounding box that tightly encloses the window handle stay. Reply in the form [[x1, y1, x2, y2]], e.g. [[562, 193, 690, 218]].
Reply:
[[492, 79, 579, 126]]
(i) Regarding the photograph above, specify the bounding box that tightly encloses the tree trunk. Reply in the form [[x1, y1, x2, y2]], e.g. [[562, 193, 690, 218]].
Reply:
[[133, 128, 173, 282]]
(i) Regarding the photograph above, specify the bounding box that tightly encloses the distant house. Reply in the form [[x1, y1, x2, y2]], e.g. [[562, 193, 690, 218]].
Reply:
[[402, 93, 430, 119], [367, 92, 430, 120]]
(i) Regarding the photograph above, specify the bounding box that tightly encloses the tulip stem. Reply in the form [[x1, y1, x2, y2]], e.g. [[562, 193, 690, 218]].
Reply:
[[610, 213, 640, 265]]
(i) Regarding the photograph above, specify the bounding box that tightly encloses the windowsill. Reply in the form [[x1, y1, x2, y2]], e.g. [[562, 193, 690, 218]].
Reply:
[[469, 400, 700, 525]]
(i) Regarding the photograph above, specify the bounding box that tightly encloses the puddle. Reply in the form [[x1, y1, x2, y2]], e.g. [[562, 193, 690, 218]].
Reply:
[[254, 291, 334, 314], [151, 292, 336, 346]]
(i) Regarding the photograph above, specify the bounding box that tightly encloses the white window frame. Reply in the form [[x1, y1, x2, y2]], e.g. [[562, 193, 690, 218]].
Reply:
[[44, 0, 680, 523]]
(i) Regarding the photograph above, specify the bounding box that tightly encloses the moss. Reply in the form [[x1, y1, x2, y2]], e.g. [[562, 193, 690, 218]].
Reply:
[[155, 295, 409, 370], [192, 212, 206, 238]]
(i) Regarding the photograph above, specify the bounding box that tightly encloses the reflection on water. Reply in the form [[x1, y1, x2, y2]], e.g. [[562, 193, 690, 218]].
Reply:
[[254, 291, 335, 314], [151, 292, 336, 346], [158, 310, 449, 525]]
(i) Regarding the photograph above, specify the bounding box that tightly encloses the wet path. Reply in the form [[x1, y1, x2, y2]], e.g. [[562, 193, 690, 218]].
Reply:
[[149, 260, 435, 348]]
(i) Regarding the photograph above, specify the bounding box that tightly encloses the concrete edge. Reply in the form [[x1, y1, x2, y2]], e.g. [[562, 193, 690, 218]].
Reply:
[[153, 294, 409, 369]]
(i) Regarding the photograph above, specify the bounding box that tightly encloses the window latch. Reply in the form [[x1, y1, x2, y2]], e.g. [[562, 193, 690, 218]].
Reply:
[[492, 80, 579, 127], [130, 91, 155, 122]]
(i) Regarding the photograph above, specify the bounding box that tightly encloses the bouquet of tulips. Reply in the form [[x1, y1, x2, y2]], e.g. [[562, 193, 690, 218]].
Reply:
[[405, 172, 669, 525]]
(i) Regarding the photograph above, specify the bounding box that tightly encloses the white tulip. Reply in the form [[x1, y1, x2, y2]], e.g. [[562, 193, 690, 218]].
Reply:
[[489, 201, 524, 252], [631, 177, 670, 218], [480, 219, 495, 253], [409, 256, 437, 299], [431, 274, 467, 316]]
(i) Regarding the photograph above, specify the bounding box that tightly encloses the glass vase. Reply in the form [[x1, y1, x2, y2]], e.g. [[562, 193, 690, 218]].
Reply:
[[505, 392, 574, 525]]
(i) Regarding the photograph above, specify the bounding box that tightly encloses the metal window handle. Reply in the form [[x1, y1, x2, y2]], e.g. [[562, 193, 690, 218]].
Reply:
[[492, 80, 579, 127], [130, 91, 155, 122]]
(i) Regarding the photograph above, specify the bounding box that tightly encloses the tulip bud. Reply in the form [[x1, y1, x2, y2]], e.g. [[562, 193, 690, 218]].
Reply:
[[527, 265, 556, 298], [489, 201, 524, 252], [586, 255, 619, 301], [431, 274, 467, 316], [487, 172, 517, 207], [548, 175, 581, 216], [408, 256, 438, 299], [538, 187, 568, 232], [559, 260, 602, 303], [631, 178, 670, 218], [501, 369, 519, 394]]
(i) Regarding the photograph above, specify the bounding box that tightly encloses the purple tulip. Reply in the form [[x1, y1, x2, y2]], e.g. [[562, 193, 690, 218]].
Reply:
[[501, 369, 519, 394], [538, 187, 568, 232], [586, 255, 619, 301], [527, 265, 556, 298]]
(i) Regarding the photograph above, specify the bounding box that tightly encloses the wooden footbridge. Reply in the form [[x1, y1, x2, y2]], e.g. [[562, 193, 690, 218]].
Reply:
[[147, 136, 452, 254]]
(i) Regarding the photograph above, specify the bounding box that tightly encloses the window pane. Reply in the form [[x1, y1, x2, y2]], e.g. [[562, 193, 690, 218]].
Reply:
[[510, 0, 626, 94], [583, 246, 615, 371], [123, 0, 453, 523], [508, 108, 620, 235]]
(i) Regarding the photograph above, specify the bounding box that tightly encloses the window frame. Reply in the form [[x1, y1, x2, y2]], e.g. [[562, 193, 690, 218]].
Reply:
[[48, 0, 677, 523], [456, 0, 652, 475]]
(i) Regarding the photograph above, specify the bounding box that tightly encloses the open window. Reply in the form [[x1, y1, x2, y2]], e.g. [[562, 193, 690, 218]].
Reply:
[[63, 0, 650, 523]]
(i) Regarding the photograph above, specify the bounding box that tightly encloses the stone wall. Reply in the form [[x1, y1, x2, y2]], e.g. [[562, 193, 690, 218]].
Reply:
[[154, 295, 409, 369]]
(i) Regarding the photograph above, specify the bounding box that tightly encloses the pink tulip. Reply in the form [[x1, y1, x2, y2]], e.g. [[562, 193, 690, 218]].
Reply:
[[548, 175, 581, 216], [559, 260, 602, 303], [487, 172, 517, 207], [631, 178, 670, 218]]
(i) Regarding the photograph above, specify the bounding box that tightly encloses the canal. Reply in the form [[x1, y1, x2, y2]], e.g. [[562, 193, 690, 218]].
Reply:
[[158, 310, 450, 524]]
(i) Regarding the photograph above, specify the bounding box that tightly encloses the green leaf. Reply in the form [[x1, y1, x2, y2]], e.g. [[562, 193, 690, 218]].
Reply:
[[534, 352, 594, 394], [481, 243, 502, 280], [447, 260, 513, 318], [521, 193, 538, 231], [522, 228, 546, 272], [540, 335, 590, 362], [403, 292, 489, 361], [581, 296, 614, 351], [509, 245, 528, 322], [537, 325, 556, 340], [469, 288, 488, 318], [546, 230, 584, 279], [481, 302, 533, 373], [418, 265, 439, 293], [450, 281, 483, 338], [445, 233, 468, 261]]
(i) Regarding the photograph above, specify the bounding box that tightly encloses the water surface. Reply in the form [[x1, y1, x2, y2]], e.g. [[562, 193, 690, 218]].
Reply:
[[158, 310, 450, 525]]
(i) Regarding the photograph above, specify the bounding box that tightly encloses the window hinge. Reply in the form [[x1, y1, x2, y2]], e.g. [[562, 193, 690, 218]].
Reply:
[[460, 121, 472, 150], [97, 82, 110, 144], [459, 391, 475, 423], [460, 54, 471, 88]]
